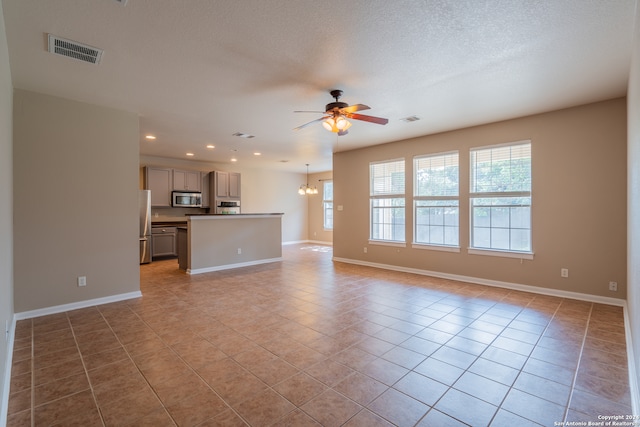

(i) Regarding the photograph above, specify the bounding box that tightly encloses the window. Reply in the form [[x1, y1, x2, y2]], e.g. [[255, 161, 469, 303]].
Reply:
[[470, 141, 532, 255], [414, 152, 459, 248], [370, 159, 405, 242], [323, 181, 333, 230]]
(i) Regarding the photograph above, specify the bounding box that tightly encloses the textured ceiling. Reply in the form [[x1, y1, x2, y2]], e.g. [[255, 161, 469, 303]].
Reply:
[[2, 0, 636, 173]]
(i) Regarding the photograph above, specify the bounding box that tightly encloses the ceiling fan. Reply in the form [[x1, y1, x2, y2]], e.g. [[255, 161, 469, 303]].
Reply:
[[293, 89, 388, 136]]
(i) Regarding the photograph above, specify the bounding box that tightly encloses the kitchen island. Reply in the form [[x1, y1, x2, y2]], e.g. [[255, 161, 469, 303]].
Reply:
[[180, 214, 283, 274]]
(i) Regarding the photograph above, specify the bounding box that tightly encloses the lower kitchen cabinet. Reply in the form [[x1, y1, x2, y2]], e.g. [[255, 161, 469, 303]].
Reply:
[[152, 226, 177, 258], [177, 227, 188, 270]]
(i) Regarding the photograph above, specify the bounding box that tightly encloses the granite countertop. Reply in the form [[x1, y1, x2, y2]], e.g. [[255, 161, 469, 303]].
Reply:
[[151, 216, 188, 223]]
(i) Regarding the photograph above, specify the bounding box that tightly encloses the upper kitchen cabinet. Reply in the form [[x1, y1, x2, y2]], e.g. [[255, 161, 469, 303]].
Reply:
[[213, 171, 241, 199], [144, 167, 172, 207], [173, 169, 201, 192]]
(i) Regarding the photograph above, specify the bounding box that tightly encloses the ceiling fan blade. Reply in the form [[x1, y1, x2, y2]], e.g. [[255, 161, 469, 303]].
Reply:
[[345, 113, 389, 125], [340, 104, 370, 114], [293, 116, 328, 131]]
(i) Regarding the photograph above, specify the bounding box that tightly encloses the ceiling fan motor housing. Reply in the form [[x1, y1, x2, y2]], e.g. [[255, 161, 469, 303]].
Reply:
[[325, 101, 348, 112]]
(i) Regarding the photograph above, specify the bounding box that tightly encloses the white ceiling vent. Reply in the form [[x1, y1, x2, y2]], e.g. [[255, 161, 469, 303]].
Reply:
[[47, 34, 103, 64], [400, 115, 420, 123], [232, 132, 255, 139]]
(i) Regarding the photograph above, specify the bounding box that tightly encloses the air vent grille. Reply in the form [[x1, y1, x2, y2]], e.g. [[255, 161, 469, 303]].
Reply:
[[232, 132, 255, 139], [47, 34, 103, 64]]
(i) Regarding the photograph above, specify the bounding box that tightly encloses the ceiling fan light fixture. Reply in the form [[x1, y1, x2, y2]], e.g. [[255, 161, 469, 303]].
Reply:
[[336, 116, 349, 130], [337, 117, 351, 131], [293, 89, 387, 135], [322, 118, 335, 131]]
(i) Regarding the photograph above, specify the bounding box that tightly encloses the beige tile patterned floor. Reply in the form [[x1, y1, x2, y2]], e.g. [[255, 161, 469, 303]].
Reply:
[[6, 244, 633, 426]]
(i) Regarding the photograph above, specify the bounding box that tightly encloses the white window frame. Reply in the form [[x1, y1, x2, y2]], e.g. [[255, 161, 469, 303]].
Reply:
[[323, 180, 333, 230], [469, 140, 533, 259], [369, 159, 406, 245], [413, 151, 460, 252]]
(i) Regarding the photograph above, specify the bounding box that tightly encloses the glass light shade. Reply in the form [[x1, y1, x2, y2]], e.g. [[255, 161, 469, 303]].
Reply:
[[298, 187, 305, 195], [306, 187, 312, 194], [322, 118, 335, 131], [336, 116, 350, 130]]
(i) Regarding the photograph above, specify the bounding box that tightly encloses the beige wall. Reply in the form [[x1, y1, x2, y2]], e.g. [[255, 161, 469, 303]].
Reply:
[[627, 1, 640, 405], [189, 216, 282, 271], [307, 171, 333, 244], [334, 98, 627, 298], [0, 1, 13, 416], [140, 156, 309, 244], [13, 90, 140, 312]]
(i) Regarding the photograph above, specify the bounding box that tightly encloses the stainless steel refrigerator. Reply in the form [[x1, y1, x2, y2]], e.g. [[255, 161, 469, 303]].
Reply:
[[139, 190, 152, 264]]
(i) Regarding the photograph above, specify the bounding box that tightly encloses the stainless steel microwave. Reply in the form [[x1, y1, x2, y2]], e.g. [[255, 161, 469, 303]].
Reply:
[[172, 191, 202, 207]]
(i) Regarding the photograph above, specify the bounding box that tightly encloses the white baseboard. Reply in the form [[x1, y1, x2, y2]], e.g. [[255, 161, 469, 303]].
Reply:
[[282, 240, 307, 246], [305, 240, 333, 246], [188, 257, 283, 275], [282, 240, 333, 246], [332, 256, 626, 306], [14, 291, 142, 320], [0, 317, 15, 427]]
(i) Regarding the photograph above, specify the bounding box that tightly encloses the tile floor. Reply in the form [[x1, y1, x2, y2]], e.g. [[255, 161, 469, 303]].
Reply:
[[6, 244, 633, 426]]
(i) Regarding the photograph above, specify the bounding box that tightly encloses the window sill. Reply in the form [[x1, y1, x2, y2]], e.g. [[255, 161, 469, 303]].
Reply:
[[412, 243, 460, 253], [468, 248, 534, 260], [368, 240, 406, 248]]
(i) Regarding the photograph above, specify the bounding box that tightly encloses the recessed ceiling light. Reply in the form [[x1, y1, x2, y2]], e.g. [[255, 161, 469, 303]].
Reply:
[[145, 135, 156, 140], [186, 153, 194, 156], [230, 158, 238, 162], [206, 144, 215, 149], [253, 152, 261, 156], [400, 115, 420, 123]]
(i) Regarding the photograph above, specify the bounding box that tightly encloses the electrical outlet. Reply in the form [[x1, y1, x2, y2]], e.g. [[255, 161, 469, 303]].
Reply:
[[561, 268, 569, 278], [78, 276, 86, 287], [364, 247, 367, 253], [237, 248, 242, 255], [609, 281, 618, 292]]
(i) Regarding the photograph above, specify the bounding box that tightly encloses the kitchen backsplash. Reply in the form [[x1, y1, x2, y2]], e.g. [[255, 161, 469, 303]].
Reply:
[[151, 207, 207, 219]]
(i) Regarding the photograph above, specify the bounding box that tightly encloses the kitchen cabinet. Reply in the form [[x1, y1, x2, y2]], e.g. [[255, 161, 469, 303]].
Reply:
[[144, 167, 173, 207], [152, 226, 177, 258], [177, 227, 188, 270], [201, 172, 210, 208], [213, 171, 241, 199], [173, 169, 201, 192]]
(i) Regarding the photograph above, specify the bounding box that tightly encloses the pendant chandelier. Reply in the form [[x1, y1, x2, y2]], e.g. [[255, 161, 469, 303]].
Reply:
[[298, 164, 318, 195]]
